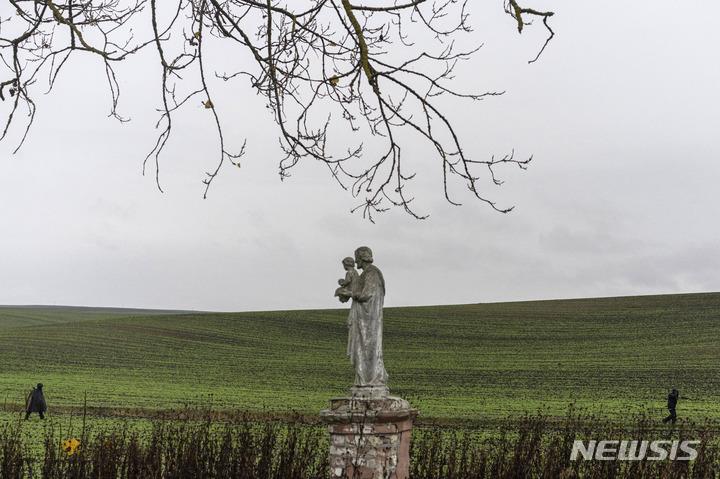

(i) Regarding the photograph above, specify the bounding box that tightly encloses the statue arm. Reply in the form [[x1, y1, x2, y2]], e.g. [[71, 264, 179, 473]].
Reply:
[[353, 269, 379, 302]]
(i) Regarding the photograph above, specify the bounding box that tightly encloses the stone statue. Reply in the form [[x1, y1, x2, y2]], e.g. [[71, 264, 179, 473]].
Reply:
[[324, 248, 417, 479], [343, 246, 388, 392]]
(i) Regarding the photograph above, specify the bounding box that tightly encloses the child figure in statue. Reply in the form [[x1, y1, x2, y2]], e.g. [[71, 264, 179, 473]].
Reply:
[[334, 257, 359, 303]]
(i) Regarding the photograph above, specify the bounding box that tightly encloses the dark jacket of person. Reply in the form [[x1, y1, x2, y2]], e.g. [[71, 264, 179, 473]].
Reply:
[[667, 389, 679, 410], [27, 384, 47, 413]]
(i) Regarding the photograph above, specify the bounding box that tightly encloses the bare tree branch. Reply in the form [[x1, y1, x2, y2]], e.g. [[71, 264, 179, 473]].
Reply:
[[1, 0, 556, 219], [505, 0, 554, 63]]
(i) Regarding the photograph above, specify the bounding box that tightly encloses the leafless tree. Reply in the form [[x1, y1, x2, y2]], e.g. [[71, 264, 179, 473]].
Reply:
[[1, 0, 554, 220]]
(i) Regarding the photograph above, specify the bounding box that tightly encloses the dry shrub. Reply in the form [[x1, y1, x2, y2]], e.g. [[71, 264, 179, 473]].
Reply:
[[3, 409, 720, 478]]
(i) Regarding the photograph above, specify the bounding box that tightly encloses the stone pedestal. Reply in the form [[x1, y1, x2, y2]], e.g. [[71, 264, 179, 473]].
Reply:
[[320, 390, 419, 479]]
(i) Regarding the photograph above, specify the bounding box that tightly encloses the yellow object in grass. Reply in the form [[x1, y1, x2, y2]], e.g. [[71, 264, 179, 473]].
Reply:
[[62, 438, 80, 456]]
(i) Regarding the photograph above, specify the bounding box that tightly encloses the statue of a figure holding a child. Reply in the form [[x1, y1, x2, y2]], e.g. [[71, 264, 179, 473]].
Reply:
[[325, 247, 416, 479], [334, 246, 389, 394]]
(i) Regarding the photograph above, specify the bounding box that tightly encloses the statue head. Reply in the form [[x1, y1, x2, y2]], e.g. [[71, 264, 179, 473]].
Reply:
[[342, 257, 355, 268], [354, 246, 373, 266]]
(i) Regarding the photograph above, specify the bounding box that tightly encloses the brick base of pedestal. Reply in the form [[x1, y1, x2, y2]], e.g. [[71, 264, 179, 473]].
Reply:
[[320, 394, 419, 479]]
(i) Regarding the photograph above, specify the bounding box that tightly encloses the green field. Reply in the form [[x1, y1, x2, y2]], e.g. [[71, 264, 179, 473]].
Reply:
[[2, 293, 719, 423]]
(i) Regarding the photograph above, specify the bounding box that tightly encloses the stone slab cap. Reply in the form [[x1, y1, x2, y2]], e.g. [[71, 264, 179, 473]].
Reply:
[[327, 395, 409, 412], [320, 395, 418, 424]]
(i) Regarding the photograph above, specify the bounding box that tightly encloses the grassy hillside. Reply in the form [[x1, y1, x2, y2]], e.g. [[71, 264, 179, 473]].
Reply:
[[1, 293, 719, 422], [0, 306, 197, 329]]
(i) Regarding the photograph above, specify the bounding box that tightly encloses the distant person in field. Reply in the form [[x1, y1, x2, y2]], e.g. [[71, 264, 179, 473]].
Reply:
[[334, 257, 359, 304], [25, 383, 47, 420], [663, 388, 679, 424]]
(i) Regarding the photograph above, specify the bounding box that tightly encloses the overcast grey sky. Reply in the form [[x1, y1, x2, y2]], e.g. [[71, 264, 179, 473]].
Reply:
[[2, 1, 719, 312]]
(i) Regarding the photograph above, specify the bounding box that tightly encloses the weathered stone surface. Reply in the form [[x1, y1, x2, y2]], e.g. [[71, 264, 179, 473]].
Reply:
[[350, 385, 391, 399], [324, 395, 411, 418], [336, 246, 389, 388], [321, 395, 419, 479], [326, 247, 417, 478]]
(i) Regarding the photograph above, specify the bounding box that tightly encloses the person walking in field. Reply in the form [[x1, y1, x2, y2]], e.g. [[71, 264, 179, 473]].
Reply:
[[25, 383, 47, 420], [662, 388, 679, 424]]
